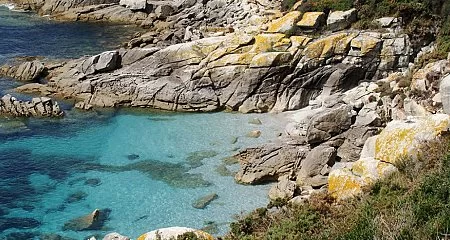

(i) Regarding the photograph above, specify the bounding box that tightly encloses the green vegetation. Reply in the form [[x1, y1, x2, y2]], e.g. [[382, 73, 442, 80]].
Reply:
[[225, 140, 450, 240], [282, 0, 450, 58]]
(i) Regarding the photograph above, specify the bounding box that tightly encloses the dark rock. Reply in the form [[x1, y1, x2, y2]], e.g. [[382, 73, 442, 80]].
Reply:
[[3, 232, 38, 240], [0, 217, 41, 231], [65, 191, 88, 203], [127, 154, 140, 160], [84, 178, 102, 186]]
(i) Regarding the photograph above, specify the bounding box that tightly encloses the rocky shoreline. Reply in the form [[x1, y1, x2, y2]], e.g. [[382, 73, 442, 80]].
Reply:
[[1, 0, 450, 239]]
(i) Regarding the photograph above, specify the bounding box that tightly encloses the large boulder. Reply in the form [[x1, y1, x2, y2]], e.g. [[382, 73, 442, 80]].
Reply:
[[137, 227, 214, 240], [306, 104, 354, 144], [267, 11, 302, 34], [235, 142, 309, 184], [296, 145, 336, 180], [63, 209, 111, 231], [297, 12, 326, 29], [326, 8, 357, 32], [328, 114, 450, 200], [0, 60, 45, 81], [328, 158, 397, 200], [268, 175, 296, 201], [0, 95, 63, 117], [374, 114, 450, 165]]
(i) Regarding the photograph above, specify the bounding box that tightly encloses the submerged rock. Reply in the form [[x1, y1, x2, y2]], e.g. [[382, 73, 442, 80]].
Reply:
[[127, 154, 140, 160], [84, 178, 102, 186], [65, 191, 88, 203], [246, 130, 261, 138], [0, 217, 41, 232], [185, 150, 218, 168], [137, 227, 214, 240], [192, 193, 218, 209]]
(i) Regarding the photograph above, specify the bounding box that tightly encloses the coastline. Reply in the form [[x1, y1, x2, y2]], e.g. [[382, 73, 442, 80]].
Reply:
[[1, 0, 450, 238]]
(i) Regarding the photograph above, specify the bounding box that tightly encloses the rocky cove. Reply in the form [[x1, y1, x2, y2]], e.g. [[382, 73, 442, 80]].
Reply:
[[1, 0, 450, 239]]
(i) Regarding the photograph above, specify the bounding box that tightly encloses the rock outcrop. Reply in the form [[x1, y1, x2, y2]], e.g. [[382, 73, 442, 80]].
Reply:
[[19, 26, 413, 112], [0, 60, 45, 81], [0, 94, 63, 117], [63, 209, 110, 231], [329, 114, 450, 200], [137, 227, 214, 240]]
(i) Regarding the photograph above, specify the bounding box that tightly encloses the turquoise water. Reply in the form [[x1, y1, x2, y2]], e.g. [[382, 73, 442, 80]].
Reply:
[[0, 109, 284, 239], [0, 6, 286, 239]]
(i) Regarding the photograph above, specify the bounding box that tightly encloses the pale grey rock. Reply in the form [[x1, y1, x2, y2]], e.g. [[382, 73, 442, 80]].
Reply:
[[374, 17, 398, 28], [235, 142, 309, 184], [119, 0, 148, 11], [360, 135, 377, 159], [297, 145, 336, 180], [155, 4, 175, 18], [0, 60, 46, 81], [0, 94, 63, 117], [440, 74, 450, 114], [268, 175, 296, 201], [326, 8, 357, 32], [404, 98, 429, 116], [306, 104, 353, 144], [336, 126, 379, 162], [95, 51, 120, 72], [103, 232, 130, 240], [120, 47, 160, 66]]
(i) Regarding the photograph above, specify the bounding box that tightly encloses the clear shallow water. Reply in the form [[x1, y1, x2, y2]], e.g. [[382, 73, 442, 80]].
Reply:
[[0, 5, 287, 239], [0, 110, 285, 239]]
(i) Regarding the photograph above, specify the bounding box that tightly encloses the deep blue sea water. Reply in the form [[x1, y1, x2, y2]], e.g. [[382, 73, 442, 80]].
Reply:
[[0, 5, 285, 239]]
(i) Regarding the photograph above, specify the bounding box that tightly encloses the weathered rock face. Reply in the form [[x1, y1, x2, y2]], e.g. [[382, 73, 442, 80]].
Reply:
[[235, 142, 309, 184], [326, 8, 357, 32], [137, 227, 214, 240], [0, 60, 45, 81], [306, 104, 353, 144], [0, 94, 63, 117], [31, 26, 413, 112], [329, 114, 450, 200]]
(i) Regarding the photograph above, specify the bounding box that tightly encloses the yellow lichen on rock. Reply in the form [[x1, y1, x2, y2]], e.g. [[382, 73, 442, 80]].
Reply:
[[250, 52, 292, 68], [250, 33, 286, 53], [267, 11, 302, 33], [350, 35, 381, 55], [273, 38, 292, 52], [375, 114, 450, 165], [288, 35, 312, 54], [303, 33, 350, 59], [328, 168, 365, 200], [207, 53, 257, 68], [297, 12, 325, 28], [329, 114, 450, 200]]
